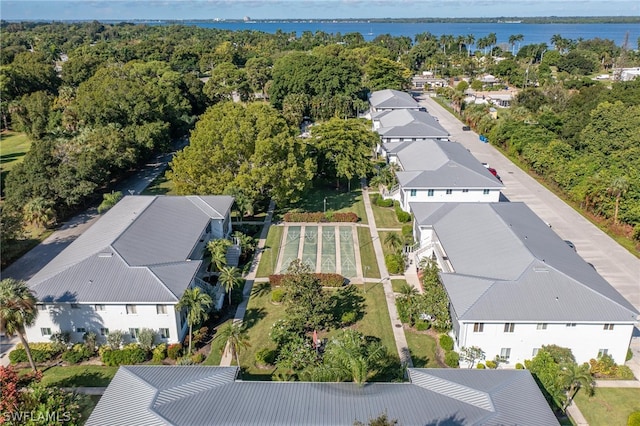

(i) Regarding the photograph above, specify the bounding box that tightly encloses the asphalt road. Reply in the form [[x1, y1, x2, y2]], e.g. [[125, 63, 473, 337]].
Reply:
[[1, 140, 187, 282], [417, 94, 640, 312]]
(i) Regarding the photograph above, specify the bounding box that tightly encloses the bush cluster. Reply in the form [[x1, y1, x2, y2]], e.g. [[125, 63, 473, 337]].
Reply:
[[9, 343, 61, 364], [373, 194, 394, 208], [152, 343, 167, 364], [283, 211, 358, 223], [628, 411, 640, 426], [384, 254, 405, 274], [589, 355, 635, 379], [394, 201, 412, 223], [415, 320, 430, 331], [61, 344, 93, 364], [255, 348, 276, 366], [100, 344, 147, 366], [269, 273, 345, 287], [271, 288, 285, 303], [485, 360, 498, 369], [167, 343, 182, 360], [439, 335, 454, 351], [445, 351, 459, 368], [476, 363, 486, 369]]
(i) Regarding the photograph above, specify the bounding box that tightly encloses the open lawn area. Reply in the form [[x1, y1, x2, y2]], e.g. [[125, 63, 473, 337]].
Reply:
[[573, 387, 640, 426], [404, 329, 440, 368], [31, 365, 118, 388], [369, 194, 402, 229], [357, 226, 380, 279], [0, 131, 31, 174], [141, 171, 176, 195], [391, 279, 408, 293], [282, 186, 367, 225], [237, 281, 399, 381], [255, 225, 284, 278]]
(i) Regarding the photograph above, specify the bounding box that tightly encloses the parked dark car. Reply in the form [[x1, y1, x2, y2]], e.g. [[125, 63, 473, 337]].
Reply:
[[462, 125, 471, 131]]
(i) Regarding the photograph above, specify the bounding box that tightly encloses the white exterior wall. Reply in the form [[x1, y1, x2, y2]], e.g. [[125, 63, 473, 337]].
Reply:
[[401, 189, 500, 211], [26, 303, 182, 345], [455, 321, 634, 365]]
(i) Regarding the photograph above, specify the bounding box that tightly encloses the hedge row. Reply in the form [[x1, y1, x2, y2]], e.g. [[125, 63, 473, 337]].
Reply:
[[394, 201, 412, 223], [372, 194, 394, 208], [269, 273, 345, 287], [100, 344, 148, 366], [9, 343, 62, 364], [283, 211, 358, 223]]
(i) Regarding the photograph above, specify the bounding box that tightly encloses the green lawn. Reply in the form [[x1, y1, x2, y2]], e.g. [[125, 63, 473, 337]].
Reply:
[[357, 226, 381, 279], [34, 366, 118, 387], [0, 131, 31, 173], [204, 319, 234, 366], [282, 187, 368, 224], [255, 225, 284, 278], [141, 171, 176, 195], [352, 283, 397, 360], [369, 195, 402, 229], [404, 329, 440, 368], [391, 279, 407, 293], [573, 387, 640, 426]]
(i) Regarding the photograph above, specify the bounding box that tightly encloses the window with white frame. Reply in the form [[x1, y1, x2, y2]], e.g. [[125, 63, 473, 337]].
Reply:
[[100, 328, 109, 336], [500, 348, 511, 360], [159, 328, 170, 339], [156, 304, 167, 315], [532, 348, 540, 357], [94, 304, 105, 311], [566, 323, 576, 327], [473, 323, 484, 332], [41, 328, 52, 336], [427, 189, 434, 197], [446, 189, 453, 195], [462, 189, 469, 193], [37, 304, 48, 311], [76, 327, 86, 333], [603, 323, 614, 330], [536, 323, 547, 330], [410, 189, 417, 197], [126, 304, 137, 314], [70, 303, 80, 309], [598, 349, 609, 358], [129, 328, 140, 339], [483, 189, 490, 195], [504, 323, 515, 333]]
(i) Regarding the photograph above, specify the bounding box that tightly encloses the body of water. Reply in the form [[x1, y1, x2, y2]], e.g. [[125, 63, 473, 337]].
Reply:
[[174, 21, 640, 47]]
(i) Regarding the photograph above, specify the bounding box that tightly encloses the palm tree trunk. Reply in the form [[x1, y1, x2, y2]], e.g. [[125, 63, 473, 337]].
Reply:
[[228, 290, 232, 306], [17, 331, 37, 372], [188, 323, 193, 354], [614, 194, 620, 224]]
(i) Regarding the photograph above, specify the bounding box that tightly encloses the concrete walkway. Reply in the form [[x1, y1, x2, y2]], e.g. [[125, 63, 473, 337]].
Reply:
[[220, 200, 276, 366], [362, 189, 413, 368]]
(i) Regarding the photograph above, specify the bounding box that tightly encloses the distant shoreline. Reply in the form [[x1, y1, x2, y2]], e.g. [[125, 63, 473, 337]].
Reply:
[[4, 16, 640, 24]]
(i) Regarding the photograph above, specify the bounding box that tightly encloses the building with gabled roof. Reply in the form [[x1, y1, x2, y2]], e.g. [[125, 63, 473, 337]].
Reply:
[[372, 109, 449, 145], [368, 89, 421, 113], [26, 195, 234, 345], [381, 140, 503, 211], [410, 202, 638, 365], [87, 366, 559, 426]]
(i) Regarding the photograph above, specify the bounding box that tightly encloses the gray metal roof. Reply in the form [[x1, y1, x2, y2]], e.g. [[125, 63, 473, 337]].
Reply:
[[369, 89, 420, 110], [28, 196, 233, 304], [392, 140, 502, 189], [374, 109, 449, 138], [411, 202, 639, 322], [87, 366, 558, 426]]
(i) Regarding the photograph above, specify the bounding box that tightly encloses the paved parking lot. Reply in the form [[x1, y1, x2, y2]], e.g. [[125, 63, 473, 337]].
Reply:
[[418, 94, 640, 312]]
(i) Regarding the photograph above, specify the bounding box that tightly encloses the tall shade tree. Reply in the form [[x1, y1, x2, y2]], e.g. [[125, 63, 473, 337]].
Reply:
[[218, 266, 243, 306], [218, 322, 250, 368], [312, 118, 379, 191], [175, 287, 213, 355], [363, 57, 412, 91], [0, 278, 39, 372]]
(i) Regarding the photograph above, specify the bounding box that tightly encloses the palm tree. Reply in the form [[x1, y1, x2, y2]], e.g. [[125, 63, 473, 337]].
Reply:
[[383, 232, 403, 254], [22, 197, 56, 230], [323, 329, 387, 385], [218, 266, 243, 306], [465, 34, 475, 57], [560, 363, 594, 411], [487, 33, 497, 57], [398, 282, 418, 323], [608, 176, 629, 225], [508, 34, 524, 55], [175, 287, 213, 354], [0, 278, 39, 372], [219, 322, 250, 367]]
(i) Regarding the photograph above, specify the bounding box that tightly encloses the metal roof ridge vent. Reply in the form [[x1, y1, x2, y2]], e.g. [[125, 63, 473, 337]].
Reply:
[[98, 252, 113, 258], [533, 266, 549, 272]]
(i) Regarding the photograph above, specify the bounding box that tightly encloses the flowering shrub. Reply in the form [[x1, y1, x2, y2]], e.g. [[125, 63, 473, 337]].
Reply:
[[283, 211, 358, 223], [269, 273, 345, 287]]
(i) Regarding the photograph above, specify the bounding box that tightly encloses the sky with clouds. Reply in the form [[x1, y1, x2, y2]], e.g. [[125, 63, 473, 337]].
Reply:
[[2, 0, 639, 21]]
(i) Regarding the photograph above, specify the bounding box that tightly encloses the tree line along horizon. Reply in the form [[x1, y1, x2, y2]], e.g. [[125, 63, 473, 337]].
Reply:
[[1, 20, 639, 267]]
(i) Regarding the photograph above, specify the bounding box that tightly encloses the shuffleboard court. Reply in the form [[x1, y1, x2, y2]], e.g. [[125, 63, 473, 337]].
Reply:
[[302, 226, 318, 271], [339, 226, 357, 278], [280, 226, 301, 272], [321, 226, 336, 273]]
